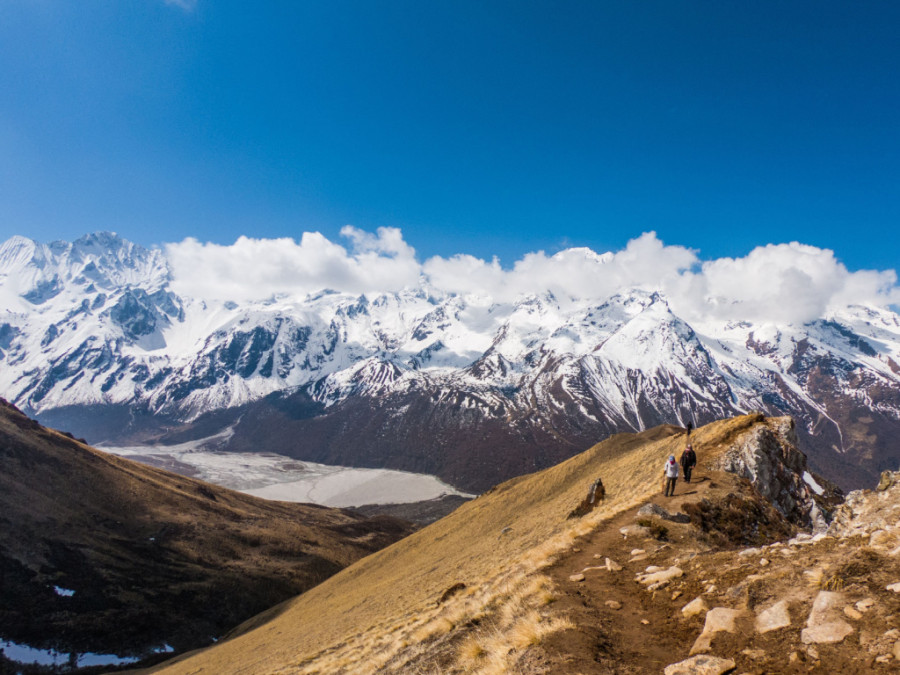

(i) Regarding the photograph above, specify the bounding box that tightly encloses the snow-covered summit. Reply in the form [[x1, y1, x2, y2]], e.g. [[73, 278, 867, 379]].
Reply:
[[1, 233, 899, 491]]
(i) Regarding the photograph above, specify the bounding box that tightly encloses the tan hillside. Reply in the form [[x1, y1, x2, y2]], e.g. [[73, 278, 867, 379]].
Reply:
[[146, 414, 805, 674], [0, 399, 413, 669]]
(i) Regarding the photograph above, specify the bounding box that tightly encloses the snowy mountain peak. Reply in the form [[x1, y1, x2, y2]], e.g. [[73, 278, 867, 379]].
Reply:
[[1, 232, 900, 491]]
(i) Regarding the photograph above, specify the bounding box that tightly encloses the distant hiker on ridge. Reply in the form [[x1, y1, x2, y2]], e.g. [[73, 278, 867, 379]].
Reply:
[[663, 455, 679, 497], [680, 444, 697, 483]]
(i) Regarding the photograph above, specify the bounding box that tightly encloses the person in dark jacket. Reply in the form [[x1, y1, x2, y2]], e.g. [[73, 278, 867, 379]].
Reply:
[[680, 444, 697, 483]]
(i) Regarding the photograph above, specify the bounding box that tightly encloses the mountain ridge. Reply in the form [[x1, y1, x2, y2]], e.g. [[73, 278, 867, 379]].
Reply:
[[2, 233, 900, 492], [0, 398, 413, 672]]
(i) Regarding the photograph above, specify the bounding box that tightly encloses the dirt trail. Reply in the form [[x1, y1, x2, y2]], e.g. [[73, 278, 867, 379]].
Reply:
[[543, 472, 900, 674]]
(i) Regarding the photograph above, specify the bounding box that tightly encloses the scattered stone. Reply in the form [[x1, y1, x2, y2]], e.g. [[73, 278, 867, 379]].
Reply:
[[572, 547, 581, 553], [876, 655, 892, 664], [738, 547, 762, 557], [690, 607, 751, 655], [704, 584, 717, 594], [636, 566, 683, 591], [788, 651, 803, 664], [806, 645, 819, 660], [671, 590, 682, 600], [893, 640, 900, 661], [759, 558, 770, 567], [637, 502, 691, 523], [593, 553, 603, 559], [605, 600, 622, 610], [641, 619, 650, 625], [580, 566, 606, 573], [569, 573, 585, 582], [780, 548, 796, 556], [886, 629, 900, 640], [887, 582, 900, 593], [631, 548, 646, 556], [663, 655, 736, 675], [605, 557, 623, 572], [682, 596, 709, 619], [856, 598, 876, 612], [801, 591, 854, 644], [740, 649, 766, 660], [620, 525, 646, 538], [629, 553, 649, 563], [843, 606, 863, 620], [755, 599, 791, 634]]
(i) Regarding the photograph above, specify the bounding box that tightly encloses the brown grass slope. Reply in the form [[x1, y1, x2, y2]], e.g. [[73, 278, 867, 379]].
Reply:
[[148, 415, 770, 674], [0, 399, 414, 666]]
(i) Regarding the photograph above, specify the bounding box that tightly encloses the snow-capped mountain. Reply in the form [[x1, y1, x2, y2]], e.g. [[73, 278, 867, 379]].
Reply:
[[2, 232, 900, 491]]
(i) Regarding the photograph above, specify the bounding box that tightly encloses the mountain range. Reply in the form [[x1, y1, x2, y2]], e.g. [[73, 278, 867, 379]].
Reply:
[[2, 232, 899, 492]]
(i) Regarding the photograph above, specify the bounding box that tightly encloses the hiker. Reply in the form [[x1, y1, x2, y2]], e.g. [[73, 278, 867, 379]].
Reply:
[[663, 455, 679, 497], [680, 444, 697, 483]]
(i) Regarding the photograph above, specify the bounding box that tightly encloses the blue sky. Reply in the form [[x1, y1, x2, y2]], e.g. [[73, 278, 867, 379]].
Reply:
[[1, 1, 898, 271]]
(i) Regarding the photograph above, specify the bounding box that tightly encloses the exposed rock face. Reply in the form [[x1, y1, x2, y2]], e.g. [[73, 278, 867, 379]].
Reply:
[[827, 470, 900, 559], [711, 416, 842, 530]]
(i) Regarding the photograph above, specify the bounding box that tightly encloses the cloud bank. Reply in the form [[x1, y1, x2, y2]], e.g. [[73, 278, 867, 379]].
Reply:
[[166, 229, 900, 324]]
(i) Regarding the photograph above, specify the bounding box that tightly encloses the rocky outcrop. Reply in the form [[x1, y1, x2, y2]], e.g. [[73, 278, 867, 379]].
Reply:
[[827, 469, 900, 554], [711, 416, 842, 530]]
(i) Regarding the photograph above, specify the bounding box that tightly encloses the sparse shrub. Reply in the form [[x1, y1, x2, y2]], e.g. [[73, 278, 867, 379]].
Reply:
[[821, 575, 845, 592]]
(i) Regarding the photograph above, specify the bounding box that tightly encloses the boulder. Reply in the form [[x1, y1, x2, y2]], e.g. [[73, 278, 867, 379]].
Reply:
[[801, 591, 854, 644], [755, 600, 791, 634], [690, 607, 751, 655], [682, 596, 709, 619], [664, 655, 736, 675]]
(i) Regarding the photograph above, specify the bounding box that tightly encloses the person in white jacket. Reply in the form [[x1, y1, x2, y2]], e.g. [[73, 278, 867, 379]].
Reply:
[[663, 455, 679, 497]]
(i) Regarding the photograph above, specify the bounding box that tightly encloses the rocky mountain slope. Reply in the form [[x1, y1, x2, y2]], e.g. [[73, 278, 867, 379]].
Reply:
[[2, 233, 900, 492], [0, 399, 413, 674], [138, 413, 891, 675]]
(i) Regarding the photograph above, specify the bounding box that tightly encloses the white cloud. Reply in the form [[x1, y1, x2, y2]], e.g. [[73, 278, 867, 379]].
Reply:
[[166, 228, 419, 301], [165, 228, 900, 324]]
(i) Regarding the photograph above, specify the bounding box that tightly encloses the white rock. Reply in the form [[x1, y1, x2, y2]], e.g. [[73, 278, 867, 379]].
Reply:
[[755, 600, 791, 634], [681, 596, 709, 619], [738, 547, 762, 557], [636, 566, 683, 588], [856, 598, 875, 612], [631, 548, 646, 555], [605, 600, 622, 610], [690, 607, 751, 655], [569, 573, 585, 582], [887, 582, 900, 593], [801, 622, 854, 644], [664, 655, 736, 675], [801, 591, 854, 645], [605, 557, 623, 572], [759, 558, 770, 567], [843, 606, 863, 620], [893, 640, 900, 661], [645, 565, 666, 573]]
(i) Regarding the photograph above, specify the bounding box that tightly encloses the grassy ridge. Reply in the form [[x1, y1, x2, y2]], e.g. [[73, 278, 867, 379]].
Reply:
[[150, 415, 765, 674]]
